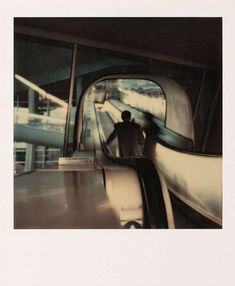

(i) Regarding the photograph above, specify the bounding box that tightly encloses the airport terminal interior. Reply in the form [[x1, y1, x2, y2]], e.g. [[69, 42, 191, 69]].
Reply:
[[14, 18, 222, 229]]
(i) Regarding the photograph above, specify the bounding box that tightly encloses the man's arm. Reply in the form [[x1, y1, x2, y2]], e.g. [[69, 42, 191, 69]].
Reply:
[[106, 125, 118, 144]]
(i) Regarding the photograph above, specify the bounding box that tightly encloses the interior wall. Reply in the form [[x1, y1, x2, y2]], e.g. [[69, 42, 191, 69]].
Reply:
[[193, 71, 221, 153], [203, 85, 222, 155]]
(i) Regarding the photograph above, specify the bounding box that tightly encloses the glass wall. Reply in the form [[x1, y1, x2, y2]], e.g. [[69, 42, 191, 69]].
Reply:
[[14, 35, 72, 174]]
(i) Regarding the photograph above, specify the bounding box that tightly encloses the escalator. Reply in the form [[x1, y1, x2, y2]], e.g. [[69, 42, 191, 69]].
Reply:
[[94, 102, 174, 229], [95, 99, 222, 228]]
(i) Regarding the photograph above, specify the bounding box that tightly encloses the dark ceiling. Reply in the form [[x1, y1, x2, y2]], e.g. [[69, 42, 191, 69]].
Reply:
[[14, 17, 222, 68]]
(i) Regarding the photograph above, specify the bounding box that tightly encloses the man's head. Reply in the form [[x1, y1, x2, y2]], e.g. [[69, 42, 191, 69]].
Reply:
[[121, 110, 131, 121]]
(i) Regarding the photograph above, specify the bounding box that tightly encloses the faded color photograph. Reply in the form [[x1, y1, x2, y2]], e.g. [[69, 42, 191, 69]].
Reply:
[[14, 18, 222, 229]]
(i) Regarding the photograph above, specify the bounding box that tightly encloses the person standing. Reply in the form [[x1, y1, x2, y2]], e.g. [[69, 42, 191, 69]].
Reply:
[[106, 110, 145, 157]]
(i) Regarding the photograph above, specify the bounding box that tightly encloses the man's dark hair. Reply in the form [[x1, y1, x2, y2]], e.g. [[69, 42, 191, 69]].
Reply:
[[121, 110, 131, 121]]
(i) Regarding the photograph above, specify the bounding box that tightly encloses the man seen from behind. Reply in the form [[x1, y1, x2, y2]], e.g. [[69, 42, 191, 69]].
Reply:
[[106, 110, 145, 157]]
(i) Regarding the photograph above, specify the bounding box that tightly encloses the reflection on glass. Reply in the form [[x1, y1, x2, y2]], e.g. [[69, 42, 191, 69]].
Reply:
[[13, 77, 69, 174], [14, 108, 67, 133]]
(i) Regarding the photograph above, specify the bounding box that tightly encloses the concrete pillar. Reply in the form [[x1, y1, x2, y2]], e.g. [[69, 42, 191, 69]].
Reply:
[[41, 100, 50, 167], [28, 88, 36, 112], [25, 88, 36, 171], [25, 144, 35, 171]]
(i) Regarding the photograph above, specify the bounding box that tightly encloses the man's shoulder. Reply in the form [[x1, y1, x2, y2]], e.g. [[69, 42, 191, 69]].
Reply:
[[115, 121, 141, 129], [132, 122, 141, 129], [114, 122, 122, 128]]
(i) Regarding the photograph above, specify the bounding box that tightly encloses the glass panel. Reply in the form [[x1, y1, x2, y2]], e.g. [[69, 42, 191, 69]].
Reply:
[[81, 78, 166, 158], [14, 96, 67, 174], [14, 107, 66, 132], [14, 35, 72, 174]]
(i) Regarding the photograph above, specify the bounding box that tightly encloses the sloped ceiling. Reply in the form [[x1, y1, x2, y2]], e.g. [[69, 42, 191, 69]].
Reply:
[[14, 17, 222, 67], [14, 17, 222, 99], [14, 37, 142, 92]]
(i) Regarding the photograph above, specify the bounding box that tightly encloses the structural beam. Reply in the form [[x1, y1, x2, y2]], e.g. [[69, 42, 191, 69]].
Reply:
[[202, 78, 222, 152], [63, 44, 77, 156], [15, 74, 68, 108]]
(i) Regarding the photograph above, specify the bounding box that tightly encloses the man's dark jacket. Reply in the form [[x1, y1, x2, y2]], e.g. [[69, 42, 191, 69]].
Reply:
[[106, 121, 145, 157]]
